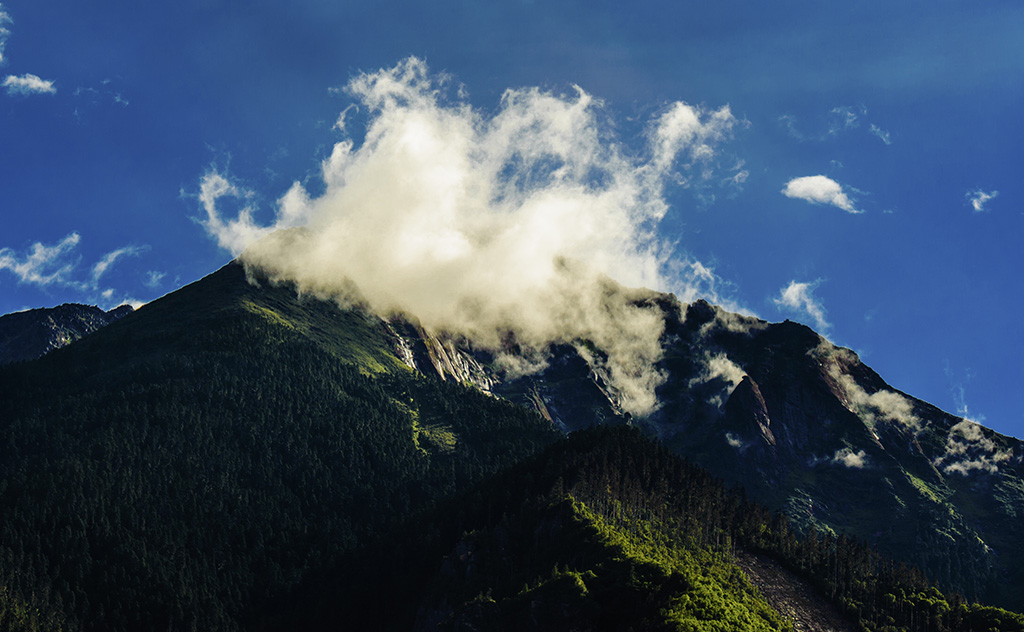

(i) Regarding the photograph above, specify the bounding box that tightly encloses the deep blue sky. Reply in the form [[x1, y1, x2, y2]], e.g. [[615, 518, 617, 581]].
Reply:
[[1, 1, 1021, 437]]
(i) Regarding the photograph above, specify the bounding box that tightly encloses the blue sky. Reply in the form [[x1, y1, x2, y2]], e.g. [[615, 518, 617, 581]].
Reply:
[[1, 1, 1021, 437]]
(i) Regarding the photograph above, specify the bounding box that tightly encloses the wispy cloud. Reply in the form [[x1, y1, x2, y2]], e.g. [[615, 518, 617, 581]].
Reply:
[[91, 245, 146, 283], [780, 105, 891, 147], [144, 270, 166, 289], [774, 280, 829, 330], [967, 189, 998, 212], [0, 233, 147, 307], [869, 124, 892, 145], [0, 233, 81, 285], [782, 175, 860, 213], [0, 4, 11, 65], [811, 342, 922, 435], [828, 105, 864, 135], [4, 73, 56, 95]]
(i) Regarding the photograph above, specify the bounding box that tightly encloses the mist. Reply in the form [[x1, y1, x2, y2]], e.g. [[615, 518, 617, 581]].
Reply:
[[200, 57, 740, 416]]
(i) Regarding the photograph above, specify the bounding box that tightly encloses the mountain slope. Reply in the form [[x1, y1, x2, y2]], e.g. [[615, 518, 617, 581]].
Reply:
[[0, 303, 132, 365], [0, 263, 558, 630], [384, 292, 1024, 608]]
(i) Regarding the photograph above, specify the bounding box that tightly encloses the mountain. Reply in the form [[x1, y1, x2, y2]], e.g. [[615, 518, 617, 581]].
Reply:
[[387, 290, 1024, 609], [0, 261, 1022, 631], [0, 303, 133, 365]]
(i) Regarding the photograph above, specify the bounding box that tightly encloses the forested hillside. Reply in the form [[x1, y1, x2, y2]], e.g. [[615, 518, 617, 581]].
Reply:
[[286, 426, 1024, 631], [0, 264, 557, 630]]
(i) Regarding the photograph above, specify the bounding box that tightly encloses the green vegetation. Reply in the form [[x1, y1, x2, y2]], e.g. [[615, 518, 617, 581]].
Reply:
[[0, 264, 557, 631]]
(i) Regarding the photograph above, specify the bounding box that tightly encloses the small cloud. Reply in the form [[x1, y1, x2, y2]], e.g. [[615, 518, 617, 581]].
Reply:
[[774, 280, 829, 330], [144, 270, 166, 289], [4, 73, 56, 95], [91, 245, 146, 283], [869, 124, 892, 145], [828, 105, 864, 135], [811, 342, 922, 434], [782, 175, 860, 213], [934, 419, 1012, 476], [832, 447, 869, 469], [967, 189, 998, 213]]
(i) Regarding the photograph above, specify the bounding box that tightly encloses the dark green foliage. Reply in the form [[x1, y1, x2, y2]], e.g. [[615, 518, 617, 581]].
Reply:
[[0, 264, 557, 630], [301, 426, 1024, 632]]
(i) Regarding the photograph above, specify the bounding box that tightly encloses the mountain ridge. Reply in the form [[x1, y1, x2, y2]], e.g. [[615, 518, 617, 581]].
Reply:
[[0, 302, 133, 365]]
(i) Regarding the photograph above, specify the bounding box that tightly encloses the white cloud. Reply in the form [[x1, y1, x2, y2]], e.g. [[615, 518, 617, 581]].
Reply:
[[0, 233, 81, 285], [967, 189, 998, 213], [91, 245, 146, 283], [811, 342, 922, 433], [934, 419, 1013, 476], [3, 73, 56, 95], [0, 233, 148, 308], [774, 280, 829, 330], [198, 57, 743, 416], [869, 124, 892, 145], [689, 352, 746, 390], [781, 175, 859, 213], [0, 4, 11, 65], [832, 447, 868, 468]]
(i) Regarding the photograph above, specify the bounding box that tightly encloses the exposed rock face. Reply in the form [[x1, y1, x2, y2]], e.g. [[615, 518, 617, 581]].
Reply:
[[0, 303, 133, 365], [383, 293, 1024, 607]]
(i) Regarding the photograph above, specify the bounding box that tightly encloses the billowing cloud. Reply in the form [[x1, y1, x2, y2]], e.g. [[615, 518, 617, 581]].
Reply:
[[3, 73, 56, 95], [934, 419, 1013, 476], [774, 280, 829, 330], [198, 57, 743, 416], [781, 175, 859, 213], [967, 189, 998, 213]]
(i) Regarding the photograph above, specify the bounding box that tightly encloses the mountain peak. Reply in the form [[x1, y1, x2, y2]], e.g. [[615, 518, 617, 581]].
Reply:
[[0, 302, 134, 365]]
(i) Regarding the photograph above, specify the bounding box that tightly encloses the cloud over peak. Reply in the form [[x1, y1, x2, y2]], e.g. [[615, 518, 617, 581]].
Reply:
[[198, 57, 744, 416], [781, 175, 859, 213], [774, 280, 829, 330]]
